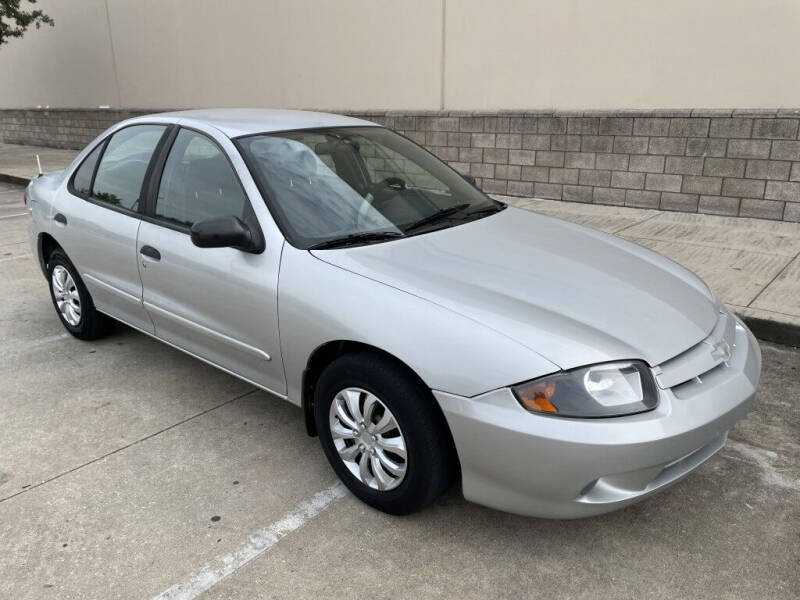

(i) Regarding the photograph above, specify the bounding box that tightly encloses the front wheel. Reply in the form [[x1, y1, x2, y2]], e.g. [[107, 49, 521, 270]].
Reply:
[[314, 352, 454, 515]]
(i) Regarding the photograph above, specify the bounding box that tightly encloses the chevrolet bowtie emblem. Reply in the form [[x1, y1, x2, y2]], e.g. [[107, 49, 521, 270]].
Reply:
[[711, 340, 732, 366]]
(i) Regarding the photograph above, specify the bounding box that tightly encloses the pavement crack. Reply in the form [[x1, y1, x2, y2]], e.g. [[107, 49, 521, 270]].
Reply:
[[0, 388, 259, 504], [619, 232, 797, 259], [746, 248, 800, 308], [612, 211, 662, 234]]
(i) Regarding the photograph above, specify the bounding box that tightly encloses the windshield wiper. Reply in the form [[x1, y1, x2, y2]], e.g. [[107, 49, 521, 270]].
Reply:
[[403, 203, 471, 233], [307, 231, 404, 250], [461, 203, 507, 217]]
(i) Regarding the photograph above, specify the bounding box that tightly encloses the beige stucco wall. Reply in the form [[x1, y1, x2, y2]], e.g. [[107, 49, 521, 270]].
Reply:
[[105, 0, 442, 109], [1, 0, 799, 110], [0, 0, 443, 110], [0, 0, 118, 108], [445, 0, 800, 110]]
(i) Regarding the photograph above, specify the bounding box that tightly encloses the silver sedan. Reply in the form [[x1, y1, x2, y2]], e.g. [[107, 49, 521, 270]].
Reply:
[[27, 109, 761, 518]]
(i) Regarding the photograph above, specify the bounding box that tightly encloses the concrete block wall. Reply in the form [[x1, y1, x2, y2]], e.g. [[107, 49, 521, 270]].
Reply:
[[350, 109, 800, 222], [2, 108, 800, 221], [0, 109, 152, 150]]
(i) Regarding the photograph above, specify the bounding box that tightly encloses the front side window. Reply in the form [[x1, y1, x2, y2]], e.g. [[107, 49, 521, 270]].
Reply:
[[155, 129, 248, 228], [237, 126, 503, 249], [91, 125, 167, 210]]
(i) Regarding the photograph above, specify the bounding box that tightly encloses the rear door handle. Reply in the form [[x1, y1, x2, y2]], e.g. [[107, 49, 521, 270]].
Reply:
[[54, 213, 67, 225], [140, 245, 161, 261]]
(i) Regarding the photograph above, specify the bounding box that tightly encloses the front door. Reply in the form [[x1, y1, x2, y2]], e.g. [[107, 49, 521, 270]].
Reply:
[[136, 127, 284, 394]]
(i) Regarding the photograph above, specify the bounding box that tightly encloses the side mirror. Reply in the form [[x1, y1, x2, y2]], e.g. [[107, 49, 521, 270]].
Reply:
[[462, 174, 478, 187], [190, 216, 260, 253]]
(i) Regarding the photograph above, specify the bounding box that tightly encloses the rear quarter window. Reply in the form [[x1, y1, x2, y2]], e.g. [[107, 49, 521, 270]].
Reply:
[[71, 143, 104, 196]]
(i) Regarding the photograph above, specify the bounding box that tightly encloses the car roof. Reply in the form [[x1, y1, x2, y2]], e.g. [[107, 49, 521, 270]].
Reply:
[[147, 108, 379, 138]]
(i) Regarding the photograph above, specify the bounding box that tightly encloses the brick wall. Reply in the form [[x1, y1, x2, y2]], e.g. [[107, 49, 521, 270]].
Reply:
[[0, 109, 153, 150], [2, 108, 799, 221]]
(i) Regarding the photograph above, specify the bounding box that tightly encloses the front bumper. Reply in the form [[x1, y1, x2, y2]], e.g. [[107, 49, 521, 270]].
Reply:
[[435, 318, 761, 519]]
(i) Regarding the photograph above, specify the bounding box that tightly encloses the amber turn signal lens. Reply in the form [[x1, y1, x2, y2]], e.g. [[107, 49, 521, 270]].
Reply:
[[518, 381, 558, 413], [513, 361, 658, 418]]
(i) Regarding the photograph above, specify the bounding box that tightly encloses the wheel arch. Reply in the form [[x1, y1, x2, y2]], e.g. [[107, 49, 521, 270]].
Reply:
[[301, 340, 453, 453], [37, 232, 62, 276], [302, 341, 407, 436]]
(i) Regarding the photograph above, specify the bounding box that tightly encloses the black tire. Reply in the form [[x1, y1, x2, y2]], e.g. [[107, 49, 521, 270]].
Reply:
[[46, 247, 114, 340], [314, 352, 454, 515]]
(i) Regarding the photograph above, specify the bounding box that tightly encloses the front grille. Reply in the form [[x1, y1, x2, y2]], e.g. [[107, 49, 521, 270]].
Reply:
[[670, 361, 727, 398], [653, 309, 737, 395]]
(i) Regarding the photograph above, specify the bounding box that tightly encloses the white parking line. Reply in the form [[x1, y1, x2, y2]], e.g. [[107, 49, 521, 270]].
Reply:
[[0, 212, 28, 220], [152, 482, 348, 600]]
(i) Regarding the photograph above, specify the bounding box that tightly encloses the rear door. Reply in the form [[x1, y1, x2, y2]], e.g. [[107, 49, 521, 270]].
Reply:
[[55, 124, 170, 333], [136, 126, 285, 394]]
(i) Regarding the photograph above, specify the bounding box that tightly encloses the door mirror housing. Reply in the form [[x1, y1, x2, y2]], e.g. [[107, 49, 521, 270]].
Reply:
[[462, 174, 478, 187], [190, 216, 263, 253]]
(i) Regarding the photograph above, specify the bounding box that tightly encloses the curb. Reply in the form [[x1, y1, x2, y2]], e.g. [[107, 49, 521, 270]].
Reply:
[[738, 313, 800, 348], [0, 173, 32, 186]]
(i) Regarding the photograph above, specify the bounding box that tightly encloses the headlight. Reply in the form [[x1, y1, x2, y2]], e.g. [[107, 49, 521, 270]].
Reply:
[[512, 361, 658, 418]]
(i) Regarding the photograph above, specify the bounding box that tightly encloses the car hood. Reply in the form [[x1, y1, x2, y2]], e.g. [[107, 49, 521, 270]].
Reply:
[[311, 206, 718, 369]]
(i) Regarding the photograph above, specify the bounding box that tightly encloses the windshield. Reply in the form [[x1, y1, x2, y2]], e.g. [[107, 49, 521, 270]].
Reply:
[[236, 126, 503, 249]]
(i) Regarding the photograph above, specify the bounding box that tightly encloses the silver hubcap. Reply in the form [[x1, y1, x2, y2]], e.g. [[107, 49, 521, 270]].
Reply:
[[329, 387, 408, 491], [51, 265, 81, 326]]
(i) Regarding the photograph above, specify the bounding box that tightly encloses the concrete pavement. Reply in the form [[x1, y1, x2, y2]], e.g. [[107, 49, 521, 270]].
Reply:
[[0, 178, 798, 599]]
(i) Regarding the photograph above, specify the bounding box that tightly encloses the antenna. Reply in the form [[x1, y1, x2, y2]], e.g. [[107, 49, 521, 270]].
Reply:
[[35, 154, 43, 177]]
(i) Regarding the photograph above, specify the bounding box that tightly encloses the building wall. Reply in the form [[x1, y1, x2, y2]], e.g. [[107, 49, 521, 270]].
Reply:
[[0, 0, 443, 110], [1, 0, 800, 110], [445, 0, 800, 110], [0, 1, 117, 108]]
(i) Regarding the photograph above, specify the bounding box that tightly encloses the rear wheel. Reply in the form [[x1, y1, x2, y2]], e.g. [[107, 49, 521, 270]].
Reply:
[[47, 248, 113, 340], [314, 352, 454, 515]]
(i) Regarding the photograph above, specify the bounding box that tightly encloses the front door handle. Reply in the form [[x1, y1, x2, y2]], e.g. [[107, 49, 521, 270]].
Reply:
[[140, 245, 161, 261], [54, 213, 67, 225]]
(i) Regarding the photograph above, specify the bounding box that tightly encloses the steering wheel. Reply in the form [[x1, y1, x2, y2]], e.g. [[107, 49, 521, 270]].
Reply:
[[355, 177, 406, 229], [370, 176, 406, 198]]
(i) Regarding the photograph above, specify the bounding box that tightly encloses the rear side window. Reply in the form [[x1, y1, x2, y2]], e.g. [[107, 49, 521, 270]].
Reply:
[[91, 125, 167, 211], [154, 129, 247, 228], [72, 143, 104, 196]]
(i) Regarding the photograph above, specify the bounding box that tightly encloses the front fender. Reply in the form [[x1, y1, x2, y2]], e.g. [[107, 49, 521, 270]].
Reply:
[[278, 244, 558, 404]]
